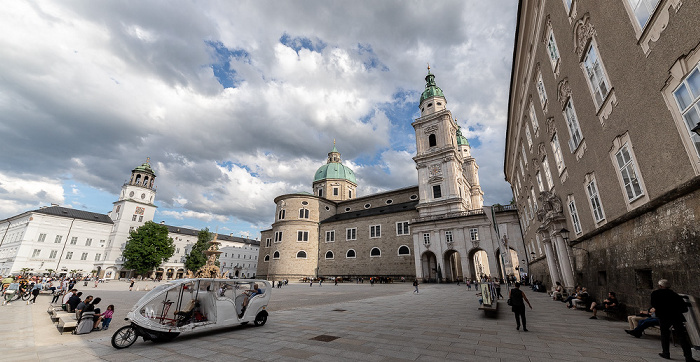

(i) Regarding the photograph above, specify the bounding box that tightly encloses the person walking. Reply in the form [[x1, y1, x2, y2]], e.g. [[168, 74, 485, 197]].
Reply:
[[413, 279, 419, 294], [29, 282, 42, 304], [651, 279, 698, 361], [129, 279, 135, 291], [509, 282, 532, 331]]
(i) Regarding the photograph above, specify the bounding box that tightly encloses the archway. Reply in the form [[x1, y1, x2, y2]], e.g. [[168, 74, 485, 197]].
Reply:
[[166, 268, 174, 279], [496, 248, 520, 281], [421, 251, 437, 282], [443, 250, 463, 282], [468, 248, 491, 281], [155, 268, 164, 280], [176, 269, 184, 279]]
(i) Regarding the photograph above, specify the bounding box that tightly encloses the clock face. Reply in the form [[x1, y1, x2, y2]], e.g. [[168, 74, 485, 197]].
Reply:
[[141, 193, 146, 199], [129, 191, 134, 197]]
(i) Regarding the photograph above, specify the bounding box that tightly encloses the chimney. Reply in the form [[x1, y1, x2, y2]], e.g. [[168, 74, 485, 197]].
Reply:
[[160, 221, 165, 225], [51, 203, 59, 207]]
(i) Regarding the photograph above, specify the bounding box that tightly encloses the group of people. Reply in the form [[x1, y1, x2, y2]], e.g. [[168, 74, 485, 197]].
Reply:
[[549, 279, 697, 361], [62, 289, 114, 333]]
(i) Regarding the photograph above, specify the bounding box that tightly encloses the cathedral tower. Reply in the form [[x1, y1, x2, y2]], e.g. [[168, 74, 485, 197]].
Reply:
[[412, 68, 472, 216]]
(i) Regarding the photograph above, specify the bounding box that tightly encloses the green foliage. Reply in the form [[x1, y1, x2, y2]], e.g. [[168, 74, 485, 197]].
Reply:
[[184, 228, 212, 272], [122, 221, 175, 276]]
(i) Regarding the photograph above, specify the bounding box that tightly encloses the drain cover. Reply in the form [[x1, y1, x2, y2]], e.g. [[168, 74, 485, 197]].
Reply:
[[310, 335, 340, 342]]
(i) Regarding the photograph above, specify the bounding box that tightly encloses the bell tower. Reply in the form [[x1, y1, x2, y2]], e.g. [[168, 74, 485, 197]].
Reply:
[[412, 67, 471, 217]]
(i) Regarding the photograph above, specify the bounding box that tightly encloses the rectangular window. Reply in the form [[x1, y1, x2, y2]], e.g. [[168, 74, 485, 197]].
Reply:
[[265, 238, 271, 247], [547, 29, 560, 70], [32, 249, 41, 258], [527, 197, 534, 219], [296, 231, 309, 242], [132, 215, 137, 221], [536, 72, 548, 108], [299, 209, 309, 219], [396, 221, 410, 236], [531, 188, 538, 212], [536, 171, 545, 193], [529, 102, 539, 134], [673, 65, 700, 156], [521, 144, 528, 165], [278, 210, 286, 220], [551, 133, 566, 173], [423, 233, 431, 245], [325, 230, 335, 242], [60, 235, 68, 244], [370, 225, 381, 238], [470, 228, 479, 241], [587, 179, 605, 222], [85, 238, 92, 246], [542, 156, 554, 190], [616, 144, 644, 201], [49, 250, 58, 259], [274, 231, 283, 243], [80, 252, 88, 261], [564, 100, 583, 151], [627, 0, 661, 28], [525, 126, 533, 149], [349, 190, 352, 198], [333, 188, 339, 196], [583, 43, 611, 107], [432, 185, 442, 198], [66, 251, 73, 260], [318, 189, 323, 197], [346, 228, 357, 240], [445, 230, 453, 244], [138, 215, 143, 222], [38, 233, 47, 242], [568, 200, 582, 234]]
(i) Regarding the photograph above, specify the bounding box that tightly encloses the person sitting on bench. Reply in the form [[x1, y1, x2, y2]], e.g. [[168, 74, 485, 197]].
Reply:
[[239, 284, 262, 317], [590, 291, 618, 319]]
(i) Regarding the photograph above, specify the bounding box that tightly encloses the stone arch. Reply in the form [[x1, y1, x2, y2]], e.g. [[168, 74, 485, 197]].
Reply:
[[495, 247, 521, 281], [421, 251, 438, 282], [468, 248, 491, 280], [443, 249, 463, 282]]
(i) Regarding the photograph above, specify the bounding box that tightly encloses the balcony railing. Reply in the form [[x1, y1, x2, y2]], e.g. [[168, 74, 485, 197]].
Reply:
[[412, 208, 485, 224]]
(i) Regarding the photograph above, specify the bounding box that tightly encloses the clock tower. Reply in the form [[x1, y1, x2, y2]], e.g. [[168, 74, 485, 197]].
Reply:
[[100, 160, 158, 276]]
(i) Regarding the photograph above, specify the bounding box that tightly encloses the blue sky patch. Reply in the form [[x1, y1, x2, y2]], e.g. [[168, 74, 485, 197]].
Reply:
[[357, 43, 388, 71], [279, 33, 327, 54], [206, 41, 249, 89]]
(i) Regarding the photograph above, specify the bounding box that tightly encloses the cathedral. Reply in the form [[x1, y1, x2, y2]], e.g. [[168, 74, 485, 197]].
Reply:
[[257, 70, 525, 282]]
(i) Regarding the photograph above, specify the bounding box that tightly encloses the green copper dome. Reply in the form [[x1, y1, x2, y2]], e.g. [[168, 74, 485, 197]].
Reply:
[[314, 163, 357, 184], [133, 159, 155, 175], [456, 126, 469, 146], [420, 69, 445, 104], [313, 145, 356, 184]]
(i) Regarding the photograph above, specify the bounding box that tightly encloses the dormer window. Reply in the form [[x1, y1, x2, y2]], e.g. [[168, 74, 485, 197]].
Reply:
[[429, 134, 437, 147]]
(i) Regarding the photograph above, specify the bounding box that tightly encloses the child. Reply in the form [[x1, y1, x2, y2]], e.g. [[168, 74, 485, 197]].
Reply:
[[101, 305, 114, 331]]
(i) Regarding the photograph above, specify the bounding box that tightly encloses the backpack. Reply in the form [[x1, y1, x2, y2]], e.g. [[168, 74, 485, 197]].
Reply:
[[74, 311, 95, 335]]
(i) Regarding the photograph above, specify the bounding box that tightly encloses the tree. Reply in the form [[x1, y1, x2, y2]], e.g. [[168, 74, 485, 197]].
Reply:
[[184, 228, 212, 272], [122, 221, 175, 276]]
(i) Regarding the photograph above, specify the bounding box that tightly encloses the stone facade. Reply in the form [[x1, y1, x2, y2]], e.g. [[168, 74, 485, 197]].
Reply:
[[506, 0, 700, 308]]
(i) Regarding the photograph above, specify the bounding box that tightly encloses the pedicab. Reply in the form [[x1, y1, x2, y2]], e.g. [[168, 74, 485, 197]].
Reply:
[[111, 278, 270, 349]]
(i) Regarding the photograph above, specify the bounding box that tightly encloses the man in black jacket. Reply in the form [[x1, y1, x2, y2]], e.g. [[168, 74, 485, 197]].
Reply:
[[651, 279, 698, 361]]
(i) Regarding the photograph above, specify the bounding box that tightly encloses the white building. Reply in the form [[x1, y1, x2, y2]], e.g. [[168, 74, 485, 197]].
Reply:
[[0, 161, 259, 279]]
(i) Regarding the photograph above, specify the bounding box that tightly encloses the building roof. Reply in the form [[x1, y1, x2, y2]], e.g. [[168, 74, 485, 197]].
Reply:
[[32, 206, 114, 224], [163, 224, 260, 246], [133, 161, 156, 176], [456, 126, 469, 146], [420, 68, 445, 104], [320, 200, 418, 223], [313, 162, 357, 184]]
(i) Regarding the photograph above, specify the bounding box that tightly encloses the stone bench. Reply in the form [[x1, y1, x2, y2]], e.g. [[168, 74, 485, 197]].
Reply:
[[57, 315, 78, 334]]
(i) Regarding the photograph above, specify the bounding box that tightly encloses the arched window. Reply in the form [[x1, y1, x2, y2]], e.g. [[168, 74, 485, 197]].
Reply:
[[370, 247, 381, 257], [264, 254, 270, 262], [135, 174, 141, 184], [325, 251, 334, 259], [398, 245, 410, 255], [296, 250, 307, 259], [346, 249, 356, 258], [273, 251, 280, 259], [428, 134, 437, 147], [143, 176, 149, 186]]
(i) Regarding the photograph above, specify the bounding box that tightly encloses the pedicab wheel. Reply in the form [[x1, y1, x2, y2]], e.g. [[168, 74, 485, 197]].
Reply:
[[254, 311, 267, 326], [21, 292, 31, 301], [111, 325, 138, 349]]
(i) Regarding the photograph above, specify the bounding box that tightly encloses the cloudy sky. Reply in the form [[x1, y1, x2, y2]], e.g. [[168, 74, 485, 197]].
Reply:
[[0, 1, 518, 239]]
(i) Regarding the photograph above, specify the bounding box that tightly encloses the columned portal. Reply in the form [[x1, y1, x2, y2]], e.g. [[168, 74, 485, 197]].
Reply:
[[421, 251, 438, 282]]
